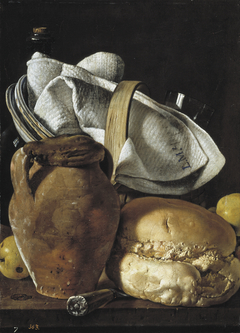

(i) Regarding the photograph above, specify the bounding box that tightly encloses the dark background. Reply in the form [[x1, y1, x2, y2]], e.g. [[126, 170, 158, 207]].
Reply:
[[1, 0, 240, 332], [1, 0, 240, 226]]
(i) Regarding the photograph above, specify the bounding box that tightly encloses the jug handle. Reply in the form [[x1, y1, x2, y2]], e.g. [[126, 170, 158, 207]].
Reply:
[[10, 148, 35, 203]]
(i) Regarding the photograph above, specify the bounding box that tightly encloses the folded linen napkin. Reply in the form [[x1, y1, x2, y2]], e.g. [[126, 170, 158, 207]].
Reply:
[[26, 52, 225, 195]]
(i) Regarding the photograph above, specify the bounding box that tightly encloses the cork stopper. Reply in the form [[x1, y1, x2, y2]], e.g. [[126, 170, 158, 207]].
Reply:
[[33, 27, 49, 34]]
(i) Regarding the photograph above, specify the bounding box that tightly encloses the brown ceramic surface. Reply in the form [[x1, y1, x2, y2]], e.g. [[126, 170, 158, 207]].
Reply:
[[9, 135, 120, 299]]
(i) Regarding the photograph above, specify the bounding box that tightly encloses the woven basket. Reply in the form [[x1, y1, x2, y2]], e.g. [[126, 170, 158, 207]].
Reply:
[[6, 75, 53, 143]]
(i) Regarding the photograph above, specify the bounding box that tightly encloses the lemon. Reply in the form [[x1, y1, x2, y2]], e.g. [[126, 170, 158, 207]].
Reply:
[[208, 207, 216, 213], [216, 193, 240, 236]]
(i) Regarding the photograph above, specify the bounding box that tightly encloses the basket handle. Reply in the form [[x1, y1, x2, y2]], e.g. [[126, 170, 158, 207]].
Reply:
[[105, 80, 149, 185]]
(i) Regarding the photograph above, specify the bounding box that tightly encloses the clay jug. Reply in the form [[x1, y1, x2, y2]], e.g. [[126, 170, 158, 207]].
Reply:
[[9, 135, 120, 299]]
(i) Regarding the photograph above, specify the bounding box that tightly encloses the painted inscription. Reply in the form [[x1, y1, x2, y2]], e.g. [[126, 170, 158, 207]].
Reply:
[[171, 144, 191, 170]]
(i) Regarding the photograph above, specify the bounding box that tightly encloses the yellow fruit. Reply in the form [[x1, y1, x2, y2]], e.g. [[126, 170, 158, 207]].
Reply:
[[216, 193, 240, 236], [0, 235, 29, 279], [208, 207, 216, 213]]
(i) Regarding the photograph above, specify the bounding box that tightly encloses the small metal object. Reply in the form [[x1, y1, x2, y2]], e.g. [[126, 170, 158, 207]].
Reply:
[[68, 295, 89, 316], [67, 288, 129, 316]]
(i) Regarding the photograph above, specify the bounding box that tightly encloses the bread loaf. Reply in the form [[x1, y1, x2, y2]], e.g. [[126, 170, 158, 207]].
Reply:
[[106, 197, 240, 307]]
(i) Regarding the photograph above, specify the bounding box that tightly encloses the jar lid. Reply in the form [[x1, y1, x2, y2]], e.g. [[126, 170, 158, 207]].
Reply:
[[23, 135, 106, 167]]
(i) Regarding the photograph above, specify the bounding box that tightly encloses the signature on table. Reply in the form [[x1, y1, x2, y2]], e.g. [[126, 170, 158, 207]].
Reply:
[[13, 324, 40, 332]]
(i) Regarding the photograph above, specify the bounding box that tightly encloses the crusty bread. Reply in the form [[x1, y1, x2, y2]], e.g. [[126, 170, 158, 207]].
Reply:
[[106, 197, 240, 307]]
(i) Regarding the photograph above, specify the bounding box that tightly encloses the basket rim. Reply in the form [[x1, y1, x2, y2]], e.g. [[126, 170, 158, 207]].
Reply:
[[14, 75, 54, 139], [6, 83, 39, 142]]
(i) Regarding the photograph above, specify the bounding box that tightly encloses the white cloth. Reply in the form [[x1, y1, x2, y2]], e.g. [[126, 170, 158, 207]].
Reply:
[[26, 52, 225, 195]]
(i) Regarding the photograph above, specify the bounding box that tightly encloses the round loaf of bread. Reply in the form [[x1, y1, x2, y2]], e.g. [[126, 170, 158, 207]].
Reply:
[[106, 197, 240, 307]]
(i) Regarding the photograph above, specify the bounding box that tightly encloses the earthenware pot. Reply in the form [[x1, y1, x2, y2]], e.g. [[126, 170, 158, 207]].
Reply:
[[9, 135, 120, 299]]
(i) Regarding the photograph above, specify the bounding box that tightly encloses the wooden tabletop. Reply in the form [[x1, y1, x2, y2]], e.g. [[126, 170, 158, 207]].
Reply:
[[1, 271, 240, 330]]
